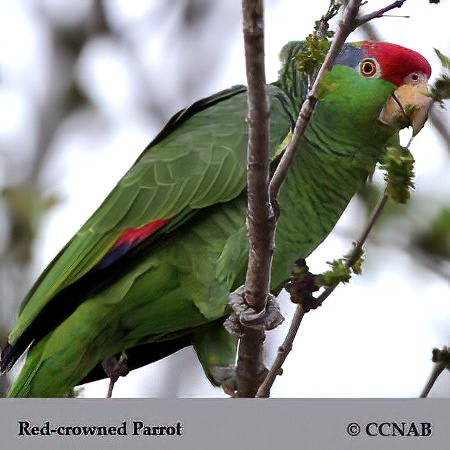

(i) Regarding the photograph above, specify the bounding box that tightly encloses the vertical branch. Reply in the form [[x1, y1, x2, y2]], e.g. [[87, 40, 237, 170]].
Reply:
[[237, 0, 273, 397]]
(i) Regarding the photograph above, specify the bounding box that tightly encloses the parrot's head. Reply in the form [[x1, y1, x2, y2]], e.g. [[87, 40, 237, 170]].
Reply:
[[335, 41, 432, 136]]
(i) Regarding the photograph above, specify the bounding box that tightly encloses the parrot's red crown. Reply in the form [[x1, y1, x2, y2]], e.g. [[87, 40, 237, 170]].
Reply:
[[360, 41, 432, 87]]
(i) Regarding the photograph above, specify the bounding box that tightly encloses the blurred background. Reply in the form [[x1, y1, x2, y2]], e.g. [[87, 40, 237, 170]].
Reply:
[[1, 0, 449, 398]]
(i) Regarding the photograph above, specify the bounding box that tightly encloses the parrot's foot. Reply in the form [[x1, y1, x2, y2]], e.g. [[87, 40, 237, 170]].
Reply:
[[102, 352, 129, 398], [224, 286, 284, 336], [209, 366, 238, 397]]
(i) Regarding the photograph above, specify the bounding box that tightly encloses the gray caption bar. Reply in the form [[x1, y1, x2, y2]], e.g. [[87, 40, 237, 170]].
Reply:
[[1, 399, 448, 450]]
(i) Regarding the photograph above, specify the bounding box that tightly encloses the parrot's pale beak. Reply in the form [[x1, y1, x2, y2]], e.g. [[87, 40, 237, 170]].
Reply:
[[379, 75, 431, 137]]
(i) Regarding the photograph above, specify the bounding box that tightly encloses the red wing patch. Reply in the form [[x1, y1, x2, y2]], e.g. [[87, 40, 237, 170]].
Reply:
[[96, 219, 169, 269], [113, 219, 169, 248]]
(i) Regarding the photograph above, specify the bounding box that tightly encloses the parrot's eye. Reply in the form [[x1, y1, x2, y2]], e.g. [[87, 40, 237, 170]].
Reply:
[[359, 59, 378, 77]]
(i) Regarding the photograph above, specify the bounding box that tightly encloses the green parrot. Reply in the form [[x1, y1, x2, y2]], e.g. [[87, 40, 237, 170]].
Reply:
[[1, 41, 431, 397]]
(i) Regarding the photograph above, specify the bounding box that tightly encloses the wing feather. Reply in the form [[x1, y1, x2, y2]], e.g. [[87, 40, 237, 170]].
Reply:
[[9, 84, 295, 351]]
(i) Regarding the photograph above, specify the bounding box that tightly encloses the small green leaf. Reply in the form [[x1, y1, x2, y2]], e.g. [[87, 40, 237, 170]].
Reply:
[[317, 245, 365, 289], [294, 33, 331, 77], [318, 259, 352, 288], [344, 244, 365, 275], [293, 0, 339, 79], [380, 146, 415, 204]]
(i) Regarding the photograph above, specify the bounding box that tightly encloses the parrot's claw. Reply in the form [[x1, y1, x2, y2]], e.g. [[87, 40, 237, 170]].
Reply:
[[224, 286, 284, 336], [102, 352, 130, 398], [209, 366, 238, 397]]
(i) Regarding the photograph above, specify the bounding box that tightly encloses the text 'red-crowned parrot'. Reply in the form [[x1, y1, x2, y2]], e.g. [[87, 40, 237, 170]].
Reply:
[[0, 41, 431, 397]]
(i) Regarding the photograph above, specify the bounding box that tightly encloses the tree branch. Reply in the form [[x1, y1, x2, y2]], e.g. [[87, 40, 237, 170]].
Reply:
[[257, 306, 305, 397], [315, 193, 389, 307], [237, 0, 273, 398], [354, 0, 407, 28], [420, 362, 446, 398], [242, 0, 273, 314], [420, 347, 450, 397]]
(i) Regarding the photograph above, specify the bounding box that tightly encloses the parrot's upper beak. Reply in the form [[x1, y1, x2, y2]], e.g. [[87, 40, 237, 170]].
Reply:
[[379, 73, 432, 137]]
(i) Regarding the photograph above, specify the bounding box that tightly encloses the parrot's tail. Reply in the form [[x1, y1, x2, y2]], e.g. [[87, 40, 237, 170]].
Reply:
[[6, 298, 126, 397], [6, 323, 197, 397], [7, 337, 86, 397]]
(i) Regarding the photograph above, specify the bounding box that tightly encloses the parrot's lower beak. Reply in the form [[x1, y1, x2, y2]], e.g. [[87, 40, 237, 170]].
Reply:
[[379, 78, 432, 137]]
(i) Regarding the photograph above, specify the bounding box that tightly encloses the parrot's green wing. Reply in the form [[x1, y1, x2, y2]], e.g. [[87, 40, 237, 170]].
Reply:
[[6, 84, 295, 366]]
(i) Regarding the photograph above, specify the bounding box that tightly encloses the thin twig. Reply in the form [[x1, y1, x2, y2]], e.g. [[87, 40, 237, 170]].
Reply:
[[106, 381, 114, 399], [354, 0, 407, 28], [237, 0, 273, 398], [316, 193, 389, 307], [420, 348, 450, 397], [256, 306, 305, 397], [420, 362, 447, 398]]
